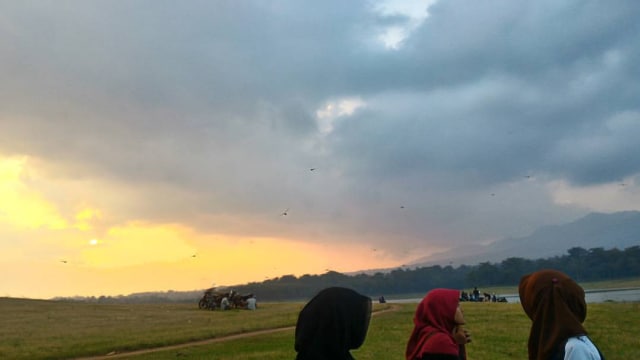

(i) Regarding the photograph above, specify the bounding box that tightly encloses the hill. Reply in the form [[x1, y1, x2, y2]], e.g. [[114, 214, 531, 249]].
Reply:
[[410, 211, 640, 267]]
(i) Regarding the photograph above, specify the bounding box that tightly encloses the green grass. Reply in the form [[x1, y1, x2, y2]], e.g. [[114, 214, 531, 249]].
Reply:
[[0, 298, 303, 359], [120, 302, 640, 360], [1, 297, 639, 359]]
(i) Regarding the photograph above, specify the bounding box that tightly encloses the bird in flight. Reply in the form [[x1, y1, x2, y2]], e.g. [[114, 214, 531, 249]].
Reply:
[[281, 208, 289, 216], [310, 168, 316, 171], [60, 260, 67, 264]]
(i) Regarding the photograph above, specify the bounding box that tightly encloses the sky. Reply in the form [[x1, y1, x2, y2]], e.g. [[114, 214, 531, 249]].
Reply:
[[1, 0, 640, 299]]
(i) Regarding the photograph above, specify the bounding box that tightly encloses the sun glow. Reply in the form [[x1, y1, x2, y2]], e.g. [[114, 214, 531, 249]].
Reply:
[[0, 154, 403, 299], [0, 156, 68, 229], [79, 222, 197, 268], [75, 208, 102, 231]]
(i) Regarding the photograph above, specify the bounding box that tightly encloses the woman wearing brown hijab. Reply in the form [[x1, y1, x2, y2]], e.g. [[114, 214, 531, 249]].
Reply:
[[519, 269, 604, 360], [294, 287, 372, 360]]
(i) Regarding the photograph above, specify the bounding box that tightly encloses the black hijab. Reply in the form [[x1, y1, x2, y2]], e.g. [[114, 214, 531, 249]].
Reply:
[[295, 287, 372, 360]]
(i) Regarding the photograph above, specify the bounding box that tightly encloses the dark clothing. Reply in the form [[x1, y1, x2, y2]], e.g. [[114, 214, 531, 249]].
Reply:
[[416, 345, 466, 360], [295, 287, 372, 360], [417, 353, 464, 360]]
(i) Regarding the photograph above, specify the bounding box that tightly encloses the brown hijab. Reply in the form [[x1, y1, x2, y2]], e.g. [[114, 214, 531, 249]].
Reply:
[[519, 269, 587, 360]]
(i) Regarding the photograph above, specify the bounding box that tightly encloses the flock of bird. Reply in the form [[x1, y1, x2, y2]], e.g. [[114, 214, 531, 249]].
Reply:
[[58, 168, 631, 266]]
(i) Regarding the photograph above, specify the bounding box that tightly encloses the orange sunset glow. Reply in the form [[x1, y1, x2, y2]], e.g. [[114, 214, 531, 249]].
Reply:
[[0, 155, 407, 299]]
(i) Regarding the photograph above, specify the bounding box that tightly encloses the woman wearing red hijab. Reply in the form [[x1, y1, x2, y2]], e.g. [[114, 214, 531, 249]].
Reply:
[[519, 269, 605, 360], [406, 288, 471, 360]]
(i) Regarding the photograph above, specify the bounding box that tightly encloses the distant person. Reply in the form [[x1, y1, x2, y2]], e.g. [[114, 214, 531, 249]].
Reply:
[[295, 287, 372, 360], [220, 296, 230, 310], [379, 295, 386, 304], [406, 288, 471, 360], [246, 296, 257, 310], [519, 269, 605, 360], [472, 287, 480, 302]]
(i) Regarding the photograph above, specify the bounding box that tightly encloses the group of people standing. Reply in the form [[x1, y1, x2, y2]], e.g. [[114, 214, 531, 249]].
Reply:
[[294, 269, 604, 360], [460, 287, 501, 302], [219, 293, 257, 310]]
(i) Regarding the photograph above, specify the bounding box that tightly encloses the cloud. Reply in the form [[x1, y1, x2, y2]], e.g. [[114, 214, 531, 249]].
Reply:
[[1, 1, 640, 297]]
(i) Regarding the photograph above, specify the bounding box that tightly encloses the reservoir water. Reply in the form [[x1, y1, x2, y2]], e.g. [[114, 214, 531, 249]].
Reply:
[[388, 287, 640, 304], [501, 287, 640, 304]]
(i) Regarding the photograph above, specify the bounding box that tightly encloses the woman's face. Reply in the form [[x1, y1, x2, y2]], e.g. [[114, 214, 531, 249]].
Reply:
[[452, 304, 471, 345], [454, 305, 465, 325]]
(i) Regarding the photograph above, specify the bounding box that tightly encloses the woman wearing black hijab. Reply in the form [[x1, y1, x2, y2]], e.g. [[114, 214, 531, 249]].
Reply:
[[295, 287, 372, 360]]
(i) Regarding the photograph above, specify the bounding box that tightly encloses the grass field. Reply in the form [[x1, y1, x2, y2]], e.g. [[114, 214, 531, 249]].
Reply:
[[0, 298, 303, 359], [1, 295, 639, 360], [115, 302, 640, 360]]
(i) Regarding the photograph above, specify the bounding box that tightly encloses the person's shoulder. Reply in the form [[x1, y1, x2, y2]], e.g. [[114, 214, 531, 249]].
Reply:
[[564, 336, 602, 360], [565, 335, 596, 349]]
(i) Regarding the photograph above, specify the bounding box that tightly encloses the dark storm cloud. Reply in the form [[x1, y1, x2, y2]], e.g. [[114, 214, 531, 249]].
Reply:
[[1, 0, 639, 252], [331, 0, 640, 187]]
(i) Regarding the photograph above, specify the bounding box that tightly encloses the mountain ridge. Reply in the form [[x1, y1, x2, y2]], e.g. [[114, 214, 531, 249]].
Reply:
[[409, 210, 640, 268]]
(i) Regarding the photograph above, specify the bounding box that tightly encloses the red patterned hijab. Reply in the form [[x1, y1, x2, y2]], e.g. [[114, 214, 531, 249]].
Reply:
[[406, 288, 465, 360], [519, 269, 587, 360]]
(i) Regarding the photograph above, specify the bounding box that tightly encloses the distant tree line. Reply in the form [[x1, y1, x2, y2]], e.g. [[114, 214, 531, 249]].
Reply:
[[57, 245, 640, 303], [230, 245, 640, 301]]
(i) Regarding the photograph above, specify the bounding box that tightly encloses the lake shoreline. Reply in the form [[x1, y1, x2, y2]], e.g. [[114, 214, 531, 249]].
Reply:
[[385, 286, 640, 304]]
